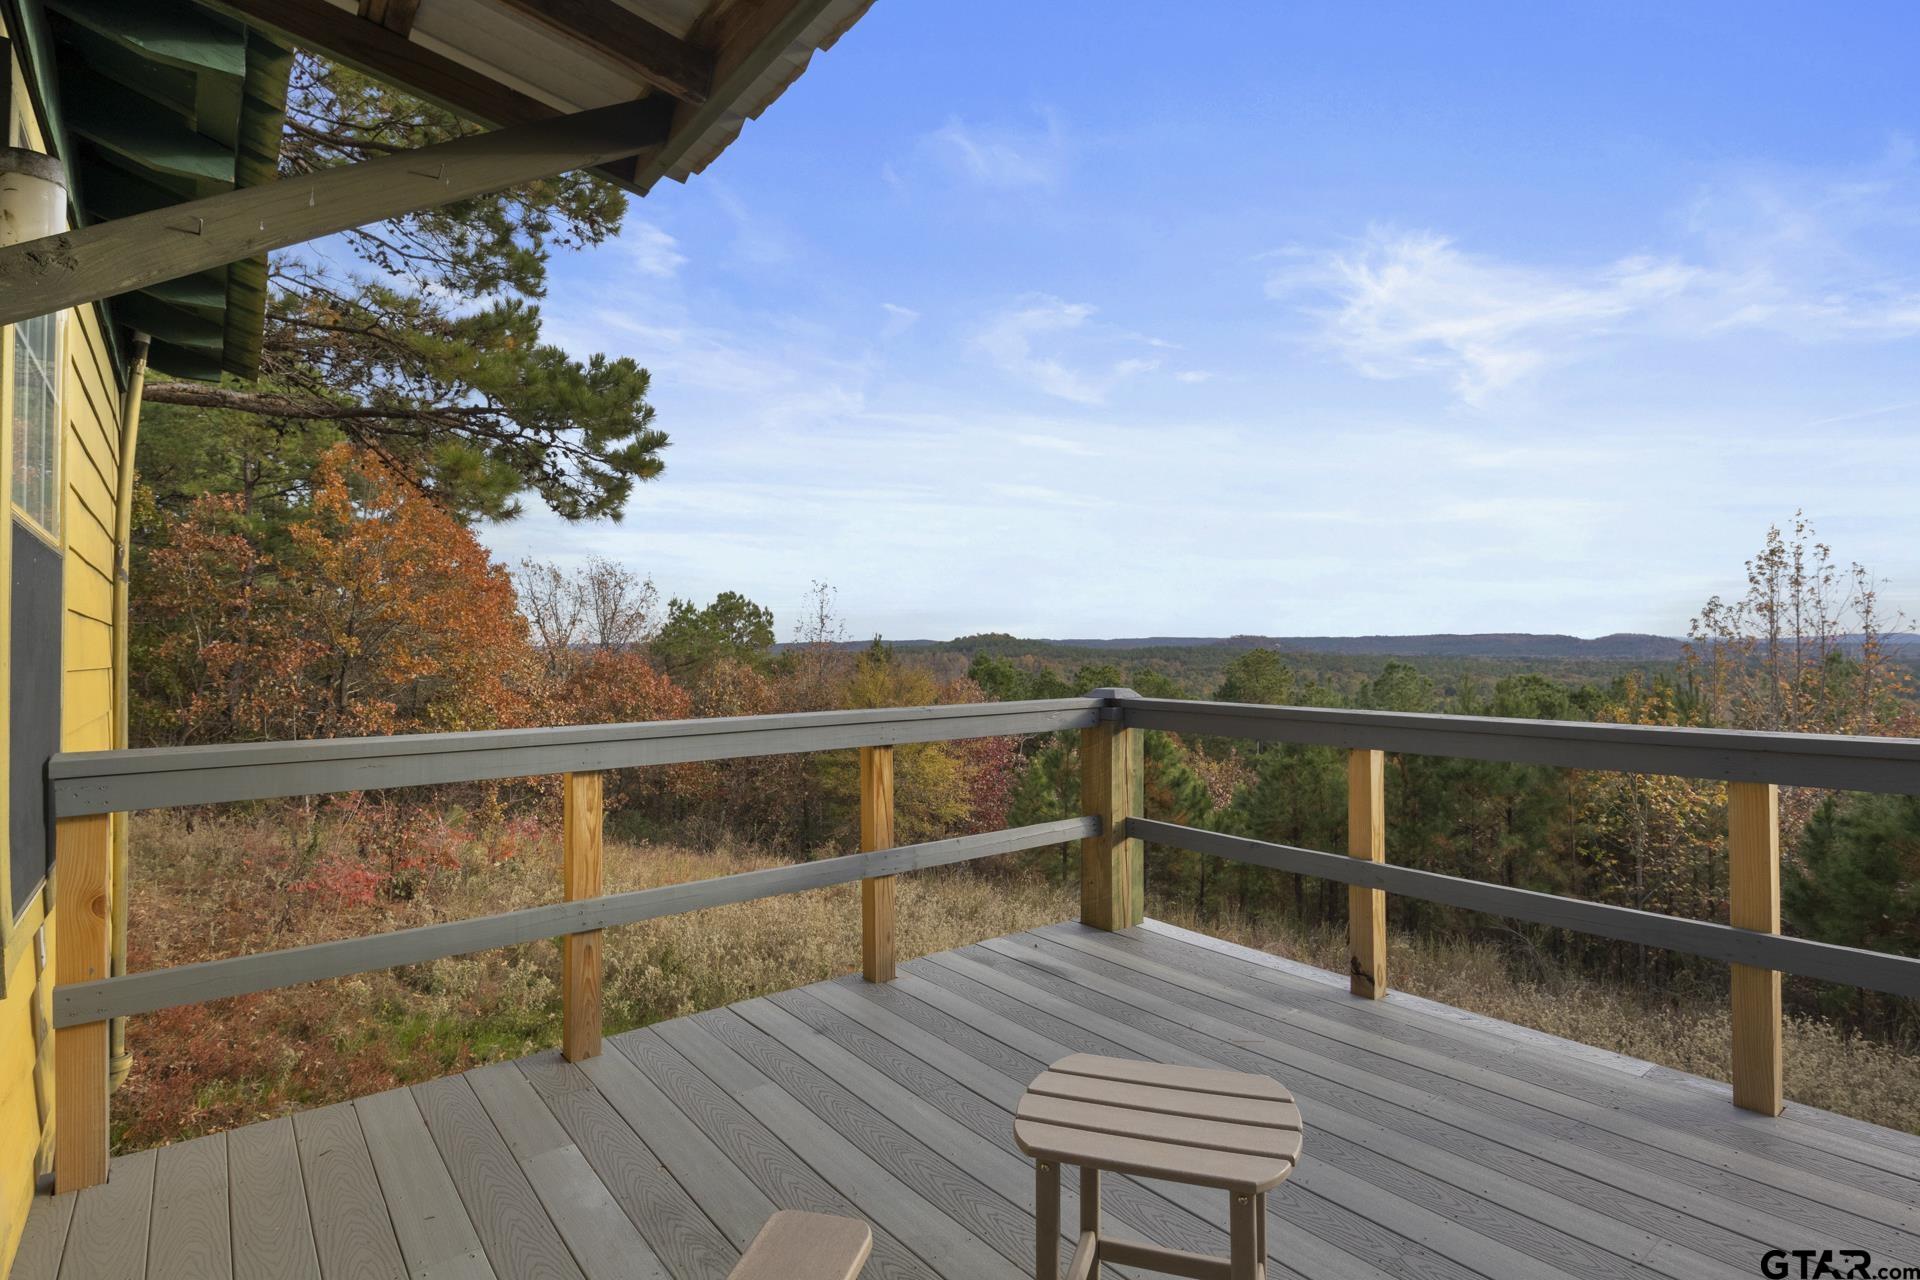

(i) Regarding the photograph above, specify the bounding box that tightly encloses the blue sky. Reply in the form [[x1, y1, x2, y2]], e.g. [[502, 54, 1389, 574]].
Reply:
[[489, 1, 1920, 642]]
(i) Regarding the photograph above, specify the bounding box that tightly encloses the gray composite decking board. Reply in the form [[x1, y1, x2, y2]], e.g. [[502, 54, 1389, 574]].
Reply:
[[572, 1044, 775, 1252], [693, 1005, 1047, 1277], [514, 1052, 740, 1279], [649, 1017, 1023, 1280], [784, 982, 1320, 1280], [1102, 924, 1920, 1192], [1044, 929, 1920, 1244], [875, 963, 1762, 1280], [353, 1088, 495, 1280], [146, 1133, 233, 1280], [410, 1074, 586, 1280], [291, 1102, 408, 1280], [840, 965, 1728, 1280], [8, 1191, 73, 1280], [1004, 932, 1899, 1270], [929, 947, 1571, 1280], [16, 925, 1920, 1280], [903, 954, 1480, 1280], [463, 1061, 668, 1280], [1004, 937, 1812, 1279], [227, 1116, 322, 1280], [730, 995, 1153, 1280], [997, 941, 1763, 1280], [56, 1148, 155, 1280], [608, 1028, 936, 1280]]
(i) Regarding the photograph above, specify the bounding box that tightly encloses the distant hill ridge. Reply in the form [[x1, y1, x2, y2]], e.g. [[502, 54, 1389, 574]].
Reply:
[[819, 632, 1692, 660]]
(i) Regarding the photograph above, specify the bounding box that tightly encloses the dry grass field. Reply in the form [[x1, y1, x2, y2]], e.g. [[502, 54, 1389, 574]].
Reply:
[[116, 812, 1920, 1149]]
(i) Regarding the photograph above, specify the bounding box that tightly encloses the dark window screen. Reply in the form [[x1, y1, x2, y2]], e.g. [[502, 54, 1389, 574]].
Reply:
[[11, 520, 61, 919]]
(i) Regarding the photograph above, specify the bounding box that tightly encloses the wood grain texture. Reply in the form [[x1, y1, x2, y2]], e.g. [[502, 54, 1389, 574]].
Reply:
[[53, 814, 111, 1193], [1728, 782, 1782, 1116], [354, 1088, 494, 1279], [8, 1192, 75, 1280], [488, 0, 713, 103], [227, 1116, 321, 1280], [515, 1052, 738, 1277], [147, 1133, 232, 1280], [1347, 748, 1387, 999], [1079, 702, 1143, 931], [291, 1102, 407, 1280], [562, 772, 604, 1062], [54, 1148, 153, 1280], [411, 1074, 583, 1280], [463, 1061, 666, 1280], [860, 746, 896, 983]]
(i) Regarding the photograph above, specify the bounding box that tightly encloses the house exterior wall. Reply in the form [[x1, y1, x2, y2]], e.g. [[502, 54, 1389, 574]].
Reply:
[[0, 16, 128, 1269]]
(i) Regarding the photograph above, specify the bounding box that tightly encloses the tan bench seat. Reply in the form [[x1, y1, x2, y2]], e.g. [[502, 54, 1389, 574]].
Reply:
[[728, 1210, 872, 1280]]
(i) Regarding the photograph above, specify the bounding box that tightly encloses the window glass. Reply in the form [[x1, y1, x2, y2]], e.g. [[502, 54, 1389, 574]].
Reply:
[[11, 310, 59, 536]]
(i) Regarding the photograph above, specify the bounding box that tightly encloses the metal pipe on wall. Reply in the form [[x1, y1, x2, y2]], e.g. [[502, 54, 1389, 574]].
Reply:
[[107, 330, 149, 1092]]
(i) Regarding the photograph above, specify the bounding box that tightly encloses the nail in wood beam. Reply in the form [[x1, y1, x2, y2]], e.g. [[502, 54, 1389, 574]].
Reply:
[[1081, 689, 1143, 931], [1347, 748, 1387, 999], [54, 814, 112, 1192], [1729, 781, 1783, 1114], [860, 745, 896, 982], [562, 772, 603, 1061]]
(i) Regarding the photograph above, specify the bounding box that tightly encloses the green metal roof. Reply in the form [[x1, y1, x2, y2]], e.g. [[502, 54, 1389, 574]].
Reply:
[[28, 0, 289, 381]]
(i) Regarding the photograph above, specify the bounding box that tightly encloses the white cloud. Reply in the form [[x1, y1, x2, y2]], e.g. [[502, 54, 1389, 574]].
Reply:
[[880, 302, 920, 336], [1283, 152, 1920, 403], [923, 113, 1066, 188], [1173, 370, 1215, 384], [625, 220, 686, 278], [971, 295, 1168, 404]]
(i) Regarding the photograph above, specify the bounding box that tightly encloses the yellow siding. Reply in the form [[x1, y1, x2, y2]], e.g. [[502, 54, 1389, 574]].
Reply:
[[0, 925, 48, 1274], [0, 17, 129, 1272]]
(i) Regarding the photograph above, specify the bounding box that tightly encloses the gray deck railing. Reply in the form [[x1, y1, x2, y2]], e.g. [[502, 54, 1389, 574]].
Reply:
[[39, 689, 1920, 1193]]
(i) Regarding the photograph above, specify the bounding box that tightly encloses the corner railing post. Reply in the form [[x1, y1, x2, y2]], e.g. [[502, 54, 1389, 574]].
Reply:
[[860, 744, 896, 982], [1081, 689, 1143, 931], [54, 812, 112, 1192], [562, 772, 603, 1061], [1729, 781, 1783, 1115], [1347, 748, 1387, 999]]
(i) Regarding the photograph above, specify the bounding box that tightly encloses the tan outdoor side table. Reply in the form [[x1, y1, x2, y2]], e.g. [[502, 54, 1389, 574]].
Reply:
[[1014, 1054, 1302, 1280]]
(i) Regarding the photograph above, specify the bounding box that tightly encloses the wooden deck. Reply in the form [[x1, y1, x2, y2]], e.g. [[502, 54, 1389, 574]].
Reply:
[[13, 921, 1920, 1280]]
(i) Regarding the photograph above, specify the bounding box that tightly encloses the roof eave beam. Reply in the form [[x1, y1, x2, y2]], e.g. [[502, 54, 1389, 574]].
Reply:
[[0, 96, 673, 327], [490, 0, 713, 106]]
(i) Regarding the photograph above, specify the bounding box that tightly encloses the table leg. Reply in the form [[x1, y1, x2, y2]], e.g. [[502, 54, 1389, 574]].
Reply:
[[1081, 1167, 1101, 1278], [1037, 1160, 1061, 1280], [1256, 1191, 1268, 1279], [1230, 1192, 1259, 1280]]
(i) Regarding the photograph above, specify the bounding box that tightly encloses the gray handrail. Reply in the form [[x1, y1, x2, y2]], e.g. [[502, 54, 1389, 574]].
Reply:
[[52, 816, 1100, 1026], [49, 698, 1104, 816], [1117, 697, 1920, 794], [1130, 818, 1920, 999]]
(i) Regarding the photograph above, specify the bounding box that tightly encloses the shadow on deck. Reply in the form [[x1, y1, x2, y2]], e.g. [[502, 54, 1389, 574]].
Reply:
[[13, 921, 1920, 1280]]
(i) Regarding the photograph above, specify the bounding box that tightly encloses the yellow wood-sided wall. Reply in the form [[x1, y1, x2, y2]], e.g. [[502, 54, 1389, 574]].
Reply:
[[0, 15, 129, 1270]]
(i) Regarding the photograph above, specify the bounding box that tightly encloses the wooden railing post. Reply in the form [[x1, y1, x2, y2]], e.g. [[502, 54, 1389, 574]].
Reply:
[[562, 772, 603, 1062], [1080, 689, 1143, 931], [1347, 749, 1386, 999], [860, 745, 896, 982], [1729, 781, 1783, 1115], [54, 812, 113, 1192]]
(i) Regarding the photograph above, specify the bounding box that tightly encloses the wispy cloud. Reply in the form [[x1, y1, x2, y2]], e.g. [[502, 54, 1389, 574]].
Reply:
[[923, 112, 1067, 188], [1280, 149, 1920, 403], [972, 295, 1168, 404], [880, 302, 920, 337], [625, 221, 686, 278]]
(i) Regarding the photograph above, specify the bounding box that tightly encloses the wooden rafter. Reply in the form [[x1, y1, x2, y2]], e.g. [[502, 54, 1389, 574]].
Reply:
[[357, 0, 423, 39], [202, 0, 555, 127], [0, 96, 674, 328], [491, 0, 713, 105]]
